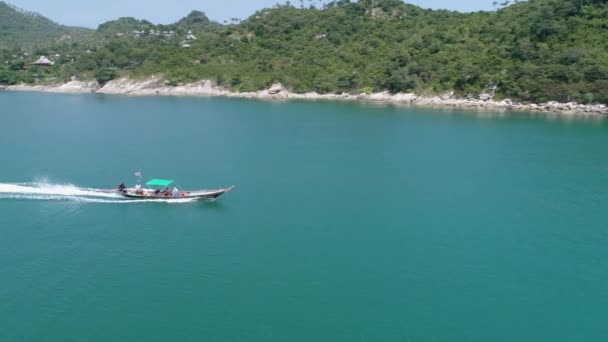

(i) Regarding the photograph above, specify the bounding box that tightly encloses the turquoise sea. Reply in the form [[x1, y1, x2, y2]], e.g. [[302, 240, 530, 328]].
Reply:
[[1, 92, 608, 341]]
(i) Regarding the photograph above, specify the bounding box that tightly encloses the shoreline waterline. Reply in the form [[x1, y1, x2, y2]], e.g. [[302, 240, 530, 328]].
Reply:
[[3, 78, 607, 116]]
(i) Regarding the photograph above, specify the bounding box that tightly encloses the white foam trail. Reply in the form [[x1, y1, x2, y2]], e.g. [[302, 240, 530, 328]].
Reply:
[[0, 182, 122, 197], [0, 182, 196, 204]]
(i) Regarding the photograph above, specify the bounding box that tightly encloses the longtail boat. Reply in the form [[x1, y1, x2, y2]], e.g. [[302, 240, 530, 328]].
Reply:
[[117, 177, 234, 200]]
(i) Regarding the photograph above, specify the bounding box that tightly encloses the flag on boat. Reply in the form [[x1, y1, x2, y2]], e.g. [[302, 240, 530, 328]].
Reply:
[[134, 171, 141, 177]]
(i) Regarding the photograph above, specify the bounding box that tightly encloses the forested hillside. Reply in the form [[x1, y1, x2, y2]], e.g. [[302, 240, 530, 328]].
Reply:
[[1, 0, 607, 104], [0, 2, 92, 49]]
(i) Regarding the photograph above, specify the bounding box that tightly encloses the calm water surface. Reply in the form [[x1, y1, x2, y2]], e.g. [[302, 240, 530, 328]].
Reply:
[[1, 92, 607, 341]]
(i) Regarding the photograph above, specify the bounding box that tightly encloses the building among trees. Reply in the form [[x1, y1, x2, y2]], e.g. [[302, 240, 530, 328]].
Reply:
[[31, 56, 54, 66]]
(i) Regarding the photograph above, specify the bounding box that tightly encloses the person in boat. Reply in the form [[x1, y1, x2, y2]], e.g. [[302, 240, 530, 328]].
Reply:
[[135, 183, 143, 195], [118, 183, 126, 192], [172, 187, 180, 197], [154, 189, 161, 196]]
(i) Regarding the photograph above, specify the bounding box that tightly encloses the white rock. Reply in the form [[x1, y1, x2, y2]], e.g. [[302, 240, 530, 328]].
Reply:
[[267, 83, 284, 95], [479, 93, 492, 101]]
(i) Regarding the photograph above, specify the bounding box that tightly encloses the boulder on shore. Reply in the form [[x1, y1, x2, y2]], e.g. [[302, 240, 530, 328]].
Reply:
[[268, 83, 285, 95]]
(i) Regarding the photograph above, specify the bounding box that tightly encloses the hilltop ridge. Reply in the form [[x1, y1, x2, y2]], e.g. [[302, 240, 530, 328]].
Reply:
[[0, 1, 93, 49]]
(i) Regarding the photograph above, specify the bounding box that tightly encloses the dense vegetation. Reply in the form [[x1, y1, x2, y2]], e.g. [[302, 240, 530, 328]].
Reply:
[[0, 2, 92, 49], [1, 0, 607, 104]]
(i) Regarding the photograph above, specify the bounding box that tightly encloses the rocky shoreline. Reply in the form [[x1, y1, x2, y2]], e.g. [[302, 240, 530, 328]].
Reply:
[[4, 77, 607, 116]]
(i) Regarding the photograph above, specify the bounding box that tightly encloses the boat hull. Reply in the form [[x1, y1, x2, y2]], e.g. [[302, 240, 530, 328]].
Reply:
[[118, 186, 234, 200]]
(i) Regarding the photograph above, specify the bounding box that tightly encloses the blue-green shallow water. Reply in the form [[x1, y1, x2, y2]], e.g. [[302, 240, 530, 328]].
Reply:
[[1, 92, 608, 341]]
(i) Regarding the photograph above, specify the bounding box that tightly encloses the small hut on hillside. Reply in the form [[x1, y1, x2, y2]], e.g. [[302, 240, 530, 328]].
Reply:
[[181, 30, 197, 48], [31, 56, 54, 66], [186, 30, 197, 40]]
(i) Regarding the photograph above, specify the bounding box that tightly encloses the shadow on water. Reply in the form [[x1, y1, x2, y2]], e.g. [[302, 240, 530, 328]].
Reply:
[[138, 197, 229, 212], [115, 198, 229, 210]]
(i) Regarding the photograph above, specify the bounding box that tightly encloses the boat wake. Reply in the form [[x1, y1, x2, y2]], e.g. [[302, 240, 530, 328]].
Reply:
[[0, 182, 196, 204]]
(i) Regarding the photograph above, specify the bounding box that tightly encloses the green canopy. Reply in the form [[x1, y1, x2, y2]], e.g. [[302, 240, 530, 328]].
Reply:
[[146, 179, 174, 187]]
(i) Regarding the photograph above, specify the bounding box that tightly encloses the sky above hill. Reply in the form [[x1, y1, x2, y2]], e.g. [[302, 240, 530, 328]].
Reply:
[[8, 0, 493, 28]]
